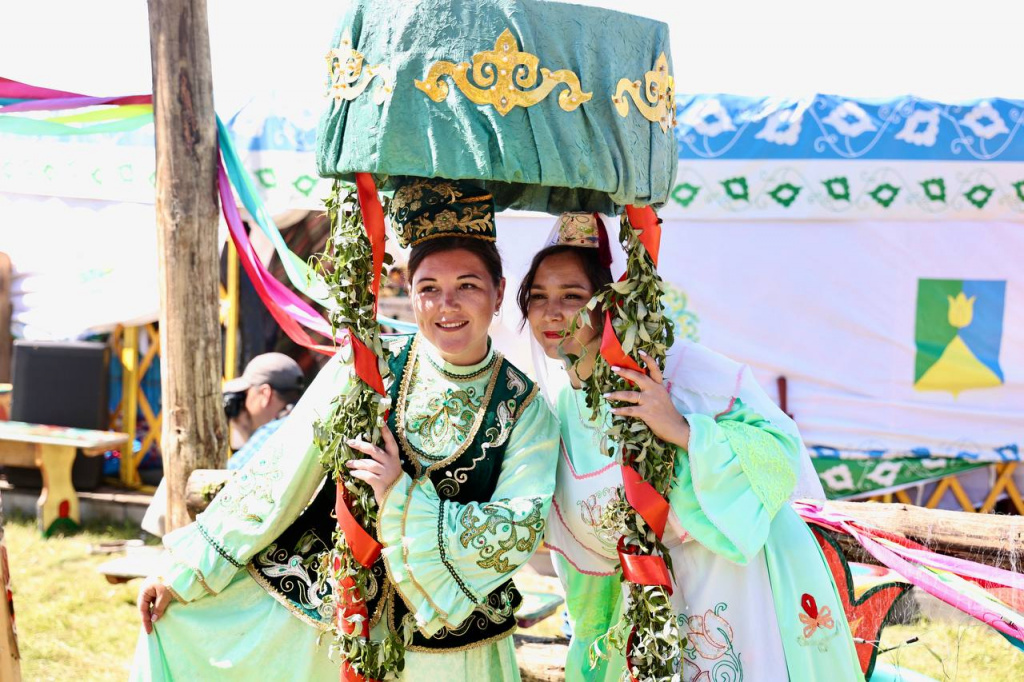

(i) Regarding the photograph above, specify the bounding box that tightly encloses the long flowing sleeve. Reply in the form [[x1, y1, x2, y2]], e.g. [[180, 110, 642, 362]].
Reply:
[[667, 398, 800, 565], [159, 352, 357, 603], [377, 395, 560, 636]]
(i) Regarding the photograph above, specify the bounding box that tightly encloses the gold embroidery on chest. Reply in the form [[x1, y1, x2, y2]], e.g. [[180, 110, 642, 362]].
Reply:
[[406, 384, 482, 453], [395, 337, 504, 478]]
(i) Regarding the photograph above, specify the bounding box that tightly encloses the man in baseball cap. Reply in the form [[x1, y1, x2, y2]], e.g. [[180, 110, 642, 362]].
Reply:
[[222, 353, 305, 469], [142, 353, 306, 536]]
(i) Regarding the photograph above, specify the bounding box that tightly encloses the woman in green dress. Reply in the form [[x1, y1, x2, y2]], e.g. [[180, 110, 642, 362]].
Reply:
[[133, 179, 559, 681], [518, 213, 862, 682]]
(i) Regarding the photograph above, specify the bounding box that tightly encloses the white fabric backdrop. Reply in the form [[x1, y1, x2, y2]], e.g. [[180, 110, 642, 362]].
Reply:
[[492, 214, 1024, 463]]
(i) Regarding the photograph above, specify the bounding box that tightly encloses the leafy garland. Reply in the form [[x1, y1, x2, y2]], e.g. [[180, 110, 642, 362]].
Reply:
[[577, 212, 683, 681], [311, 181, 411, 679]]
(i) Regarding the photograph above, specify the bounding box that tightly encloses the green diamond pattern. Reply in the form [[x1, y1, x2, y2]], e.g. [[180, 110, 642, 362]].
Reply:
[[1013, 180, 1024, 203], [822, 177, 850, 201], [768, 182, 802, 208], [965, 184, 994, 209], [920, 178, 946, 202], [671, 182, 701, 208], [869, 183, 900, 208], [721, 176, 749, 201], [255, 168, 277, 189], [293, 175, 318, 197]]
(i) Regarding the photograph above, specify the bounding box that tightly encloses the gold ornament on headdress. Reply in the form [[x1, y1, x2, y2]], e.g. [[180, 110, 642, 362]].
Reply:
[[415, 29, 592, 116], [612, 53, 676, 133], [551, 212, 601, 248], [325, 28, 394, 105], [389, 177, 496, 248]]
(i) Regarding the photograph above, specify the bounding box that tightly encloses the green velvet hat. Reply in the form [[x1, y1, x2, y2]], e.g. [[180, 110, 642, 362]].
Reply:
[[316, 0, 676, 215], [389, 177, 496, 248]]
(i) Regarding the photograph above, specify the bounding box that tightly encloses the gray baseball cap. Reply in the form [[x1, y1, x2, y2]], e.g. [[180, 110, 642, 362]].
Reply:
[[223, 353, 305, 394]]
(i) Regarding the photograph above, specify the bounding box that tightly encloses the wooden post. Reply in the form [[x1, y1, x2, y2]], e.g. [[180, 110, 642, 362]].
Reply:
[[147, 0, 228, 531]]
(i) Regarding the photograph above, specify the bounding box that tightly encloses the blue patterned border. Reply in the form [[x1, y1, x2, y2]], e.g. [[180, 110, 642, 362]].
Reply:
[[675, 94, 1024, 162]]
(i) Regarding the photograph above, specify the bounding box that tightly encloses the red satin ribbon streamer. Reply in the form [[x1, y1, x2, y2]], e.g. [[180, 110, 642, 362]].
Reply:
[[337, 572, 379, 682], [621, 465, 669, 540], [624, 204, 661, 267], [617, 537, 673, 594], [355, 173, 386, 310], [335, 485, 383, 569], [599, 310, 644, 376]]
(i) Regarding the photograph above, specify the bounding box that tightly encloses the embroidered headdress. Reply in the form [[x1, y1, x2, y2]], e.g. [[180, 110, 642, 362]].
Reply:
[[546, 211, 613, 266], [389, 177, 496, 248]]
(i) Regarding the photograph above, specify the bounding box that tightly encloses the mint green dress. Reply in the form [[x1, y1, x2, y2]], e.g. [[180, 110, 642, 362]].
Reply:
[[132, 337, 559, 680], [548, 387, 862, 682]]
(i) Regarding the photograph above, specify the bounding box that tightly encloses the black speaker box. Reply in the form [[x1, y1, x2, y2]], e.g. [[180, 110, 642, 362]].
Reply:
[[5, 340, 111, 491]]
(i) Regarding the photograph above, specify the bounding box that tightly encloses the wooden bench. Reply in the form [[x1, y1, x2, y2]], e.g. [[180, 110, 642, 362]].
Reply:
[[0, 421, 129, 536]]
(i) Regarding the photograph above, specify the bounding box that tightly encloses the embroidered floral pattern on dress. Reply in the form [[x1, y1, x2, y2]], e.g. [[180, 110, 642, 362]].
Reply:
[[252, 530, 337, 623], [212, 454, 284, 525], [576, 485, 620, 553], [407, 385, 482, 452], [680, 603, 743, 681], [718, 419, 795, 517], [458, 496, 545, 573], [796, 592, 839, 652]]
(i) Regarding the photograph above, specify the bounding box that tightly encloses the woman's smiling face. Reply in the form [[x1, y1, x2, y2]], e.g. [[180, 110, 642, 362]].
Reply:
[[526, 250, 601, 360], [411, 248, 505, 366]]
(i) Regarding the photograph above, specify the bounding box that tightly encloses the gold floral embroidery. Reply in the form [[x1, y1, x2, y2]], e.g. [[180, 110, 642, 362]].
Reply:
[[391, 178, 465, 224], [395, 337, 503, 477], [458, 497, 545, 573], [407, 385, 482, 453], [612, 52, 676, 133], [325, 27, 394, 105], [415, 29, 592, 116], [404, 206, 495, 245]]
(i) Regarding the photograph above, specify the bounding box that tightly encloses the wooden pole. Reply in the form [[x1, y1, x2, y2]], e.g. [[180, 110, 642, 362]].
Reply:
[[147, 0, 228, 531]]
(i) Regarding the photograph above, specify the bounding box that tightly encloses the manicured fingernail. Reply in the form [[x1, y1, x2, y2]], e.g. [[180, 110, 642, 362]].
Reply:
[[152, 614, 159, 622], [611, 367, 621, 373]]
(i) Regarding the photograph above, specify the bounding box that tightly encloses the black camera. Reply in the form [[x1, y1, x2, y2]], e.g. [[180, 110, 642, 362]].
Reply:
[[223, 391, 246, 419]]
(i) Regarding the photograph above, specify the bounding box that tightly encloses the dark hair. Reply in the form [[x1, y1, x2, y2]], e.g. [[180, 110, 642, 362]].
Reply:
[[273, 387, 303, 406], [516, 245, 614, 323], [407, 237, 503, 286]]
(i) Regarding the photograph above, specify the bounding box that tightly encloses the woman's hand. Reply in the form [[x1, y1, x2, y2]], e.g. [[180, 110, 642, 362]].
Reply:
[[137, 576, 172, 635], [605, 350, 691, 448], [346, 425, 404, 506]]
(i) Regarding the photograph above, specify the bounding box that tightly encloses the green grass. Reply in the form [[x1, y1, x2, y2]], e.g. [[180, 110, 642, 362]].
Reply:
[[879, 620, 1024, 682], [3, 516, 1023, 681], [4, 513, 145, 682]]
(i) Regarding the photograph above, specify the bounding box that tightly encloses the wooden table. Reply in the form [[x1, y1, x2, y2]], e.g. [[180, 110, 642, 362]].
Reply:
[[0, 421, 130, 536]]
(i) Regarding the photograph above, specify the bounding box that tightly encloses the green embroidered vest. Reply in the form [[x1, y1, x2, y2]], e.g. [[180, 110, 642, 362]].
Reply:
[[248, 334, 539, 652]]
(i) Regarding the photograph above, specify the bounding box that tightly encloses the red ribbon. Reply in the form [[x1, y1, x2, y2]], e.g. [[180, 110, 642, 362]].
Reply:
[[621, 465, 669, 540], [355, 172, 386, 310], [617, 537, 673, 594], [335, 484, 383, 569], [624, 204, 661, 267], [599, 310, 644, 376]]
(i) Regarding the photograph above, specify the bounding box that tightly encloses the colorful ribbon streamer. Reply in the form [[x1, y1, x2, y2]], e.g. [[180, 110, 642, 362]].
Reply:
[[795, 500, 1024, 650]]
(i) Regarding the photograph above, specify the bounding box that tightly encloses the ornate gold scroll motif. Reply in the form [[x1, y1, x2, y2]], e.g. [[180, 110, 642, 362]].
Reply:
[[325, 28, 394, 105], [612, 53, 676, 132], [415, 29, 592, 116]]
